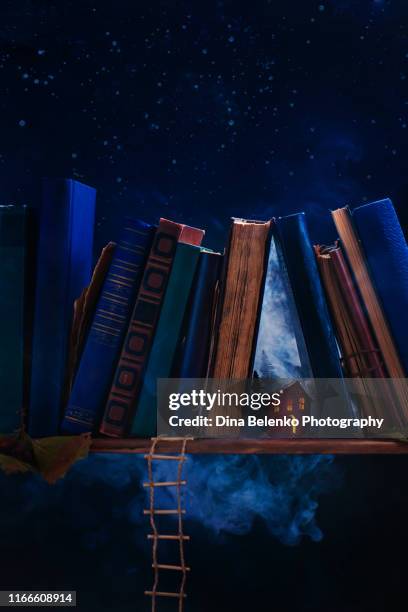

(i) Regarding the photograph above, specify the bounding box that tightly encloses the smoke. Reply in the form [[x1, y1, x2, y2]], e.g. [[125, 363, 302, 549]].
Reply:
[[0, 451, 342, 612], [151, 454, 338, 546], [0, 453, 339, 551]]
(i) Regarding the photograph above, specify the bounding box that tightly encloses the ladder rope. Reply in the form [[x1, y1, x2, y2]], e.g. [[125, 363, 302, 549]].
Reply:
[[147, 437, 160, 612], [144, 437, 192, 612], [177, 438, 189, 612]]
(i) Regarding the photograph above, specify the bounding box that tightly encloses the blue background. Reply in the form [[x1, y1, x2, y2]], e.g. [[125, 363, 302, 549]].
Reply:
[[0, 1, 407, 610]]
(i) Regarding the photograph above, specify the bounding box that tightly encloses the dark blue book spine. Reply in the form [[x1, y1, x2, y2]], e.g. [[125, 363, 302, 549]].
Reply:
[[0, 206, 27, 433], [62, 219, 154, 434], [276, 213, 344, 379], [28, 179, 96, 437], [352, 198, 408, 375], [173, 251, 222, 378]]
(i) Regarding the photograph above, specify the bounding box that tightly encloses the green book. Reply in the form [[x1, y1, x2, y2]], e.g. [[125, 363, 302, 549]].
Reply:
[[131, 242, 202, 437], [0, 205, 29, 433]]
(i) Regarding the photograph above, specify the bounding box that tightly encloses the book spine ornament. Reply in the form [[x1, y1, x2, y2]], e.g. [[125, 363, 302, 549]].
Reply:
[[61, 219, 155, 434], [131, 242, 202, 438], [100, 218, 204, 437]]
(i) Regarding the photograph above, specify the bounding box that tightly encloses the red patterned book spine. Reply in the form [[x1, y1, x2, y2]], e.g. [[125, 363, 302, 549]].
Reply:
[[100, 218, 204, 437]]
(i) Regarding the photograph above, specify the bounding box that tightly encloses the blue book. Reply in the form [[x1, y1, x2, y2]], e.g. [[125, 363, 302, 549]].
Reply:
[[62, 219, 154, 434], [352, 198, 408, 375], [131, 242, 202, 437], [252, 224, 313, 379], [275, 213, 344, 379], [173, 250, 222, 378], [0, 206, 28, 433], [28, 179, 96, 437]]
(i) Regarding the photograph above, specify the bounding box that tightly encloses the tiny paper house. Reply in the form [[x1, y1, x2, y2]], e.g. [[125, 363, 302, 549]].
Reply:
[[267, 381, 311, 436]]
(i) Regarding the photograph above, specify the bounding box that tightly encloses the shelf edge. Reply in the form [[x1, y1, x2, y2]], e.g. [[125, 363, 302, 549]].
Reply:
[[90, 438, 408, 455]]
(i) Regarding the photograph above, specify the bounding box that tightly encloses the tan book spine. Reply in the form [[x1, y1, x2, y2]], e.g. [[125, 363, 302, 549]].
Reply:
[[213, 219, 271, 379], [315, 246, 402, 427], [332, 207, 408, 416], [332, 208, 404, 377]]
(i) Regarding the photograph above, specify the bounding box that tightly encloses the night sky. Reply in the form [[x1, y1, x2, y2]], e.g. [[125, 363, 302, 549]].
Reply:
[[1, 0, 408, 248], [1, 2, 408, 611]]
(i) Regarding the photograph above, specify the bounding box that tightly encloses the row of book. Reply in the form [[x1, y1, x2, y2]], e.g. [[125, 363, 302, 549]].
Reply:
[[1, 178, 407, 438]]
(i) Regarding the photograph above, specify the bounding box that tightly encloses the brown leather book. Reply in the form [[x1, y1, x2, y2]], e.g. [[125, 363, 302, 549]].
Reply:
[[314, 243, 402, 425], [212, 218, 271, 379], [315, 243, 386, 378], [332, 207, 406, 380], [314, 244, 388, 423]]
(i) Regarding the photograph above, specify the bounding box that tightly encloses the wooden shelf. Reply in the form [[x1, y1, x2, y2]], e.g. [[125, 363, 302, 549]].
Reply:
[[90, 438, 408, 455]]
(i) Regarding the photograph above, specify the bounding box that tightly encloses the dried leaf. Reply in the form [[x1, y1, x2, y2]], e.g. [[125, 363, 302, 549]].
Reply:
[[32, 434, 92, 484], [0, 432, 92, 484], [0, 453, 34, 477]]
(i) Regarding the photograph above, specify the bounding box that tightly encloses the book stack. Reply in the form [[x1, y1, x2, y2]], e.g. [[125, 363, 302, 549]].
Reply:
[[1, 179, 407, 439], [315, 200, 408, 424]]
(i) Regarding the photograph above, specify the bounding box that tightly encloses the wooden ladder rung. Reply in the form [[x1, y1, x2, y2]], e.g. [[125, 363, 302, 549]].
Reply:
[[144, 454, 186, 461], [152, 564, 191, 572], [143, 509, 186, 515], [147, 534, 190, 541], [143, 481, 187, 488], [145, 591, 187, 599]]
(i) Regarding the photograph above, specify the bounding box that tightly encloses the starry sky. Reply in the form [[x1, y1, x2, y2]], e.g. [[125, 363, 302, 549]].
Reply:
[[1, 2, 408, 611], [1, 0, 407, 251]]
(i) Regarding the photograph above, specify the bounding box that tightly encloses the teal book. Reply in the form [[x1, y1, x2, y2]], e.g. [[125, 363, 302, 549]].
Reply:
[[131, 242, 202, 437], [0, 205, 28, 433]]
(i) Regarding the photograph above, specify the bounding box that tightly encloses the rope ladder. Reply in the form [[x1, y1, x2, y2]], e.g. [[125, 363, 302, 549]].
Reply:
[[144, 437, 193, 611]]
